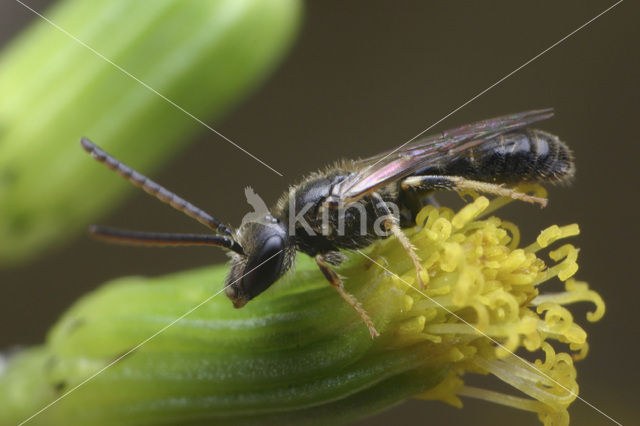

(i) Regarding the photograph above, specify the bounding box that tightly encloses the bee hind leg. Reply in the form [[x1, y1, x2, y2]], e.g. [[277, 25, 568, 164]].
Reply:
[[401, 175, 548, 207], [315, 254, 380, 338]]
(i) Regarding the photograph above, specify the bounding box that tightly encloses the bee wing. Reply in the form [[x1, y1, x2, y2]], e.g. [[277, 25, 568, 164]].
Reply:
[[336, 109, 554, 202]]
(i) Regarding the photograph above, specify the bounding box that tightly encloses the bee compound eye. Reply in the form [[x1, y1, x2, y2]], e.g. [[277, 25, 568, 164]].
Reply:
[[241, 235, 285, 300]]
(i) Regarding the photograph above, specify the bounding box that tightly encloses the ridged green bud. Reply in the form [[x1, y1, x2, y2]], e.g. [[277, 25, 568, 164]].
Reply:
[[0, 0, 300, 266]]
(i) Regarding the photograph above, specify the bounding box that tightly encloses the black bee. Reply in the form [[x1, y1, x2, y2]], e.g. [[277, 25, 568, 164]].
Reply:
[[82, 109, 574, 338]]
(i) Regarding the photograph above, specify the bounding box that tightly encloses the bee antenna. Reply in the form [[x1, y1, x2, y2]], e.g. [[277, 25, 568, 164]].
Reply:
[[88, 225, 244, 255], [80, 138, 235, 237]]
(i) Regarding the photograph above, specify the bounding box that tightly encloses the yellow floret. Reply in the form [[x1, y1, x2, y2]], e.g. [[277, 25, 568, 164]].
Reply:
[[366, 188, 603, 426]]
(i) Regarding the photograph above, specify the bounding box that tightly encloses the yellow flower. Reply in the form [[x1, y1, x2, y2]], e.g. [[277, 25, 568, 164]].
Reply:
[[0, 185, 604, 426], [361, 185, 604, 426]]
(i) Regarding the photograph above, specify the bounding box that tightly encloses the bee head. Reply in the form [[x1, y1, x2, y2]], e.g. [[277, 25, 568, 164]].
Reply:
[[225, 217, 293, 308]]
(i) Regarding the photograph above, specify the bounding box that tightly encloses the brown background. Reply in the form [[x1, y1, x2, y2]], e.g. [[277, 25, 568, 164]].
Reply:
[[1, 1, 638, 425]]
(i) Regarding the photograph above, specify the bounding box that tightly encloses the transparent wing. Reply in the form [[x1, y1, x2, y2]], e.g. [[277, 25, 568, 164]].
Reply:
[[336, 109, 554, 202]]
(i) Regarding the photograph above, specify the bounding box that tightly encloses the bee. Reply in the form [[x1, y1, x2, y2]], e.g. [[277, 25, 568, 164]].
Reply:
[[81, 109, 574, 338]]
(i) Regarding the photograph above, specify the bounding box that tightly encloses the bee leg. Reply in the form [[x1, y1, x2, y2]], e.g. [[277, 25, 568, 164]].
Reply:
[[371, 192, 427, 290], [384, 218, 427, 289], [315, 254, 380, 338], [401, 175, 548, 207]]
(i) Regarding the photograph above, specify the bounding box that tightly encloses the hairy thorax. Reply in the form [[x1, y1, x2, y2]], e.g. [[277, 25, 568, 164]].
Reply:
[[275, 166, 398, 257]]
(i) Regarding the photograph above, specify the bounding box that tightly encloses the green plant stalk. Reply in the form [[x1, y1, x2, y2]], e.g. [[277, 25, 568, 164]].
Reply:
[[0, 256, 448, 426], [0, 0, 300, 266]]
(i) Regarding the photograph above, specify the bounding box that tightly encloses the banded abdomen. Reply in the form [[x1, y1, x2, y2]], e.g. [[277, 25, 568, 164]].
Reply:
[[418, 129, 575, 184]]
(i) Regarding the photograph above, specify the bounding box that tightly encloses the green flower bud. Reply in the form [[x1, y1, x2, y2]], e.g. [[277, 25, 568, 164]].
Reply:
[[0, 0, 301, 266]]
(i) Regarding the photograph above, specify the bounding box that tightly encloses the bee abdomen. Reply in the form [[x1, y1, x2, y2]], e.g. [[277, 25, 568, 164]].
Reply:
[[430, 129, 575, 184]]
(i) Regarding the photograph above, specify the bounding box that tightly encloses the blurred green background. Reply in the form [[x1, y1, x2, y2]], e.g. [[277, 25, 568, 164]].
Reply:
[[1, 1, 637, 425]]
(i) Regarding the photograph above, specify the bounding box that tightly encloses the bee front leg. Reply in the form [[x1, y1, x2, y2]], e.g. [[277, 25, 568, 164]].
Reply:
[[401, 175, 548, 207], [315, 254, 380, 338]]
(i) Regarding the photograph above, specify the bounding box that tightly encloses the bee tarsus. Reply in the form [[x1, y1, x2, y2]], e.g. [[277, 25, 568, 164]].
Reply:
[[316, 253, 380, 338], [401, 175, 548, 207]]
